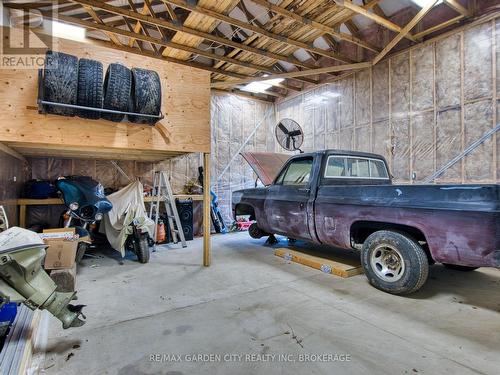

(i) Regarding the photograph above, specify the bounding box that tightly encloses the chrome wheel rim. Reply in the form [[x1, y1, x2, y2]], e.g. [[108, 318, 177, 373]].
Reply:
[[370, 244, 405, 282]]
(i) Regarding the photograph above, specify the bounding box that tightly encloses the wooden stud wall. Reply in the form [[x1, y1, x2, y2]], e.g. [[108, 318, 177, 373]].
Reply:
[[0, 32, 211, 160], [276, 16, 500, 184]]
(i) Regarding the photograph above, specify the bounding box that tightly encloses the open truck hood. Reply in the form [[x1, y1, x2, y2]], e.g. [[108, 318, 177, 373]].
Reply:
[[240, 152, 291, 186]]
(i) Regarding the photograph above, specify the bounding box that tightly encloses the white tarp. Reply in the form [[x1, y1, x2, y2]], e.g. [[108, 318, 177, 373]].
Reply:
[[100, 180, 154, 257]]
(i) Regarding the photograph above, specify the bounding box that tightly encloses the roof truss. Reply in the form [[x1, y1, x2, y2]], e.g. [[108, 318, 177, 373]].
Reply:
[[4, 0, 475, 101]]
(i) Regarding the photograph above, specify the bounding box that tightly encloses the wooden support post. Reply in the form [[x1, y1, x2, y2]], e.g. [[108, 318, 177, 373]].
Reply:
[[203, 153, 211, 267], [19, 204, 26, 228]]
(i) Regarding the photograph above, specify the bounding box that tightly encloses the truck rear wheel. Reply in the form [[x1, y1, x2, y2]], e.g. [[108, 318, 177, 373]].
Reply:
[[361, 230, 429, 295]]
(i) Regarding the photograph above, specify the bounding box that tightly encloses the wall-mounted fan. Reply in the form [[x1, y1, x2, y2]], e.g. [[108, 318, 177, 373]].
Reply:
[[275, 118, 304, 153]]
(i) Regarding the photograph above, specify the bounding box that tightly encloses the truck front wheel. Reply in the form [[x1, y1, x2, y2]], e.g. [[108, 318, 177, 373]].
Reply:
[[361, 230, 429, 295]]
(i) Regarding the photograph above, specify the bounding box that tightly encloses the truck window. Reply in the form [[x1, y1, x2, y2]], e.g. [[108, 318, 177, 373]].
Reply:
[[277, 158, 313, 186], [324, 156, 389, 179], [369, 159, 388, 178]]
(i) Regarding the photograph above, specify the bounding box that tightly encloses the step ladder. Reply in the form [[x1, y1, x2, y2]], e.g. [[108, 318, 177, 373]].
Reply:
[[149, 171, 187, 248]]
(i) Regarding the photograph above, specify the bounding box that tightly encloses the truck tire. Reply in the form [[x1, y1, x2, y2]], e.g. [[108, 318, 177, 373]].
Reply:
[[77, 58, 103, 119], [43, 51, 78, 116], [134, 235, 150, 264], [443, 263, 478, 271], [102, 63, 131, 122], [361, 230, 429, 295], [128, 68, 161, 125]]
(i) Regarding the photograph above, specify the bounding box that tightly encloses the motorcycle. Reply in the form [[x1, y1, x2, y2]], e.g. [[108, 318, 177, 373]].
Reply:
[[197, 167, 227, 234], [56, 176, 113, 263], [100, 180, 154, 263]]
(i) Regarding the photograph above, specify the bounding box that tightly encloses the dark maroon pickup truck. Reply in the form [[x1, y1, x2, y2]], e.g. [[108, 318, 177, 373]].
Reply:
[[233, 150, 500, 294]]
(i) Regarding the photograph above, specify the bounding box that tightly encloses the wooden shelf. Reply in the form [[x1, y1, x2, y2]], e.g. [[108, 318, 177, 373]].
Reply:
[[17, 194, 203, 228]]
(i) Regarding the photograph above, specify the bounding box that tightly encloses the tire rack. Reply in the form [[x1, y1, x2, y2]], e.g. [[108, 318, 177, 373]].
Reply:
[[36, 69, 164, 123]]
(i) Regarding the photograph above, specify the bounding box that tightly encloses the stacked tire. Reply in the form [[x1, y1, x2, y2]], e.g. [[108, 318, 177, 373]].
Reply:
[[42, 51, 162, 124]]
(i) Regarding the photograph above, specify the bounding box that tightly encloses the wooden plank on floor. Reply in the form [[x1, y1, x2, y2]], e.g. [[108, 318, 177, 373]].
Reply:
[[274, 247, 363, 278]]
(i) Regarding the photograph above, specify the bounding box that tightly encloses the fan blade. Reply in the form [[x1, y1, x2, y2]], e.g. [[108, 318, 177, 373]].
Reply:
[[286, 136, 291, 149], [278, 123, 289, 135]]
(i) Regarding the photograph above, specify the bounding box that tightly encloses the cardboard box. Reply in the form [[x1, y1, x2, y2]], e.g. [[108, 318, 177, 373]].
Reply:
[[42, 228, 78, 270]]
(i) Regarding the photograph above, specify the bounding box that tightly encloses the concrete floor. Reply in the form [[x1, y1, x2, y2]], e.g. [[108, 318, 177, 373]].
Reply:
[[39, 232, 500, 375]]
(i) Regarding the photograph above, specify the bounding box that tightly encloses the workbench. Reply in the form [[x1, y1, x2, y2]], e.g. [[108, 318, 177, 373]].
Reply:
[[17, 195, 203, 228]]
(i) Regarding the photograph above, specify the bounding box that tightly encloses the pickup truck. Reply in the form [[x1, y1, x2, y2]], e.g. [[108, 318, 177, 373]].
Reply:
[[232, 150, 500, 294]]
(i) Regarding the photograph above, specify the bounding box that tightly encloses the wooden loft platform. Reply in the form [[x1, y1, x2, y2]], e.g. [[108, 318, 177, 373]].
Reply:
[[0, 32, 213, 266], [2, 143, 188, 162], [0, 34, 211, 162]]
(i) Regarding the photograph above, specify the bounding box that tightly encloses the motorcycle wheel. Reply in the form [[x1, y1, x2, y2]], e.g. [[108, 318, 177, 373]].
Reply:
[[135, 235, 150, 264], [76, 242, 88, 264]]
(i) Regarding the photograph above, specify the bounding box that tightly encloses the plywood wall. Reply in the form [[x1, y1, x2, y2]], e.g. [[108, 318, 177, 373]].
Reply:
[[0, 32, 211, 159], [24, 90, 276, 228], [276, 17, 500, 184]]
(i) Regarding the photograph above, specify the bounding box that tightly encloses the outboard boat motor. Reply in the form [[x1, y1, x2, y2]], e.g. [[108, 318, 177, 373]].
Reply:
[[0, 227, 85, 329]]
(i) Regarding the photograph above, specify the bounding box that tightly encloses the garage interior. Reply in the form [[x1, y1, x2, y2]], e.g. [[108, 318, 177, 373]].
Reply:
[[0, 0, 499, 374]]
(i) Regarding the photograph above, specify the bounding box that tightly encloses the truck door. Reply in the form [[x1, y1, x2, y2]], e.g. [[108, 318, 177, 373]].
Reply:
[[264, 157, 313, 240]]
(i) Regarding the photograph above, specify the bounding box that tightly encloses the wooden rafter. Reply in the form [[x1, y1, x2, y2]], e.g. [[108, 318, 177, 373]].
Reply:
[[162, 0, 353, 64], [68, 0, 319, 71], [334, 0, 417, 42], [127, 1, 149, 49], [82, 5, 122, 46], [211, 62, 372, 88], [211, 2, 318, 87], [24, 9, 311, 81], [160, 0, 178, 22], [444, 0, 472, 17], [250, 0, 380, 53], [373, 0, 439, 64], [413, 15, 465, 40]]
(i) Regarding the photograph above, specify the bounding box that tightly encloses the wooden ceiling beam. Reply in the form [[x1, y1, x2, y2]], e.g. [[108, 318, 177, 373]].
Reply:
[[162, 0, 353, 64], [82, 5, 122, 46], [67, 0, 318, 71], [443, 0, 472, 17], [211, 88, 275, 103], [211, 62, 371, 88], [413, 15, 465, 39], [373, 0, 438, 64], [25, 9, 303, 81], [160, 0, 178, 22], [210, 2, 320, 87], [334, 0, 417, 42], [250, 0, 380, 53]]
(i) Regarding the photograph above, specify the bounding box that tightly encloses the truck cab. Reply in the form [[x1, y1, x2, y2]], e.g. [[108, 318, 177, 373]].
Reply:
[[261, 150, 391, 242]]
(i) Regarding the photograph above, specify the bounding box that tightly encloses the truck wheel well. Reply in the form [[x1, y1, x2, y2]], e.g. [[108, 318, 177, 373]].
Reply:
[[235, 204, 256, 221], [350, 221, 433, 262]]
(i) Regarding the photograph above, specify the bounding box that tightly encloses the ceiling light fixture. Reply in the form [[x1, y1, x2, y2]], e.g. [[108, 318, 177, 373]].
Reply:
[[51, 21, 86, 41], [412, 0, 443, 7], [241, 76, 284, 94]]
